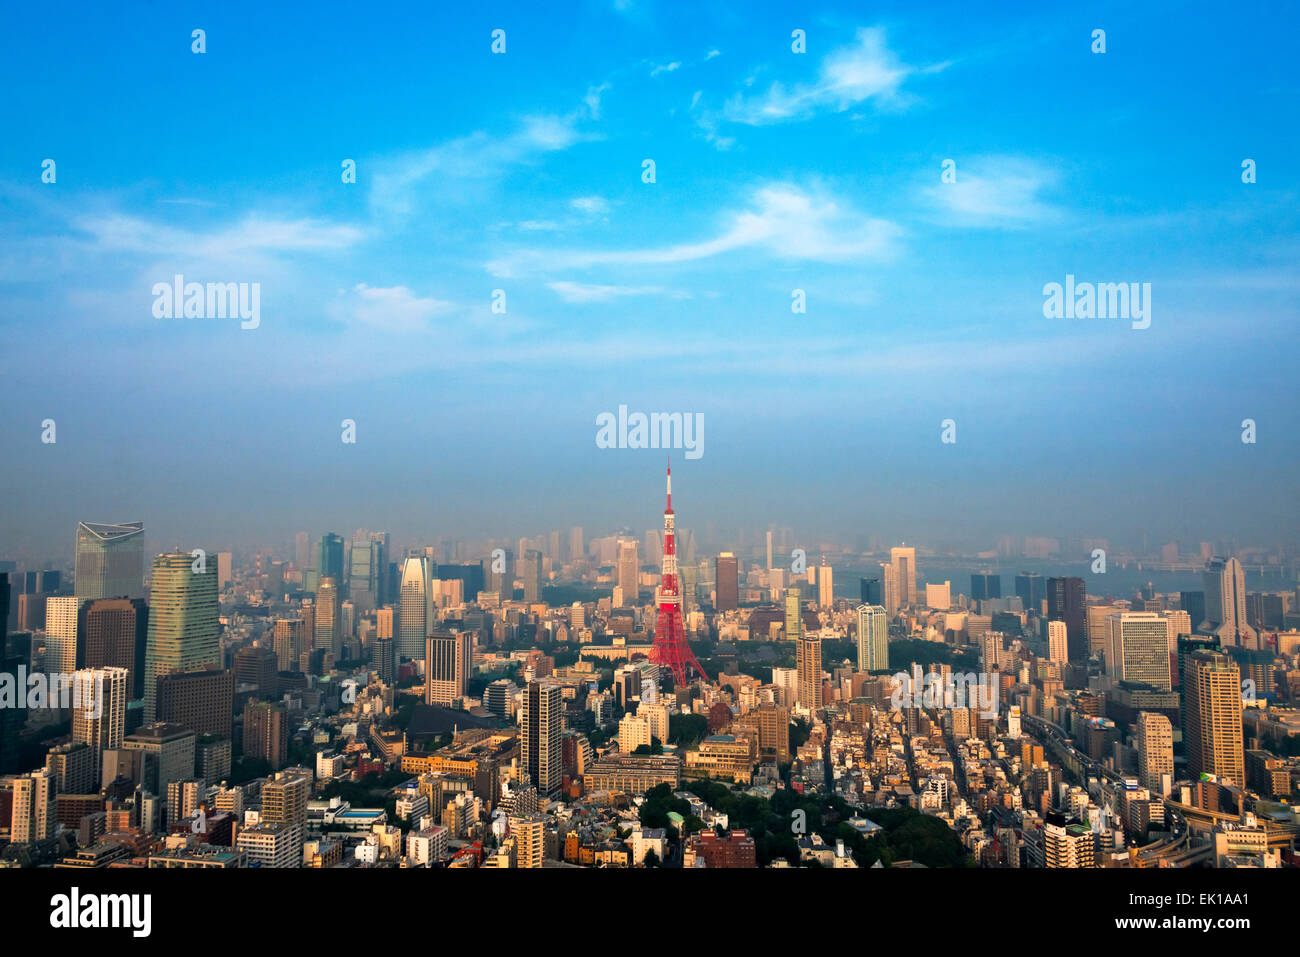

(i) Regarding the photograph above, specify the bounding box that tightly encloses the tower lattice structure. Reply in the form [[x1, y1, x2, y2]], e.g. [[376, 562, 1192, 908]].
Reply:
[[649, 463, 706, 686]]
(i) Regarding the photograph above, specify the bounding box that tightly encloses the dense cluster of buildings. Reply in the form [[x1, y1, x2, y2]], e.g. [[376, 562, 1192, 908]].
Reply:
[[2, 518, 1298, 869]]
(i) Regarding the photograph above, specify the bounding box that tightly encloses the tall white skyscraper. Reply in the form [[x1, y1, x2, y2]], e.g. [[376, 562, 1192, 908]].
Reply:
[[1161, 609, 1192, 653], [856, 604, 889, 673], [10, 770, 55, 844], [71, 666, 129, 753], [1201, 557, 1258, 648], [397, 557, 429, 660], [1136, 711, 1174, 797], [1047, 620, 1068, 665]]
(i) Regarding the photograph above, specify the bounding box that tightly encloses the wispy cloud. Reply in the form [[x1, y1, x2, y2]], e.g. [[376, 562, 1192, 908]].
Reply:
[[74, 214, 364, 257], [368, 111, 594, 219], [336, 283, 456, 333], [488, 183, 901, 276], [547, 280, 680, 302], [722, 27, 940, 125], [922, 157, 1060, 228], [584, 83, 611, 119], [571, 196, 610, 216], [650, 61, 681, 77]]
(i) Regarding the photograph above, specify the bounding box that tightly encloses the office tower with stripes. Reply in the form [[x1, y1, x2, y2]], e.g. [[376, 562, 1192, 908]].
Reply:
[[74, 521, 145, 600], [1185, 650, 1245, 786], [520, 680, 563, 797], [397, 556, 429, 661], [142, 552, 220, 723], [856, 604, 889, 673], [425, 630, 472, 705]]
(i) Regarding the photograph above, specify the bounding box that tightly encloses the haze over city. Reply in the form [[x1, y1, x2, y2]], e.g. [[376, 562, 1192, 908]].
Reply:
[[0, 2, 1296, 929]]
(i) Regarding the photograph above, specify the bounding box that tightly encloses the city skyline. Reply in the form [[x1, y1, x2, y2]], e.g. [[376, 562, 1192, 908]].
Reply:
[[0, 0, 1296, 906]]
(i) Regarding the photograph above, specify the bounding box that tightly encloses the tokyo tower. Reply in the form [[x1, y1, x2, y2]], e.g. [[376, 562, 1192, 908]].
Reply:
[[649, 461, 707, 686]]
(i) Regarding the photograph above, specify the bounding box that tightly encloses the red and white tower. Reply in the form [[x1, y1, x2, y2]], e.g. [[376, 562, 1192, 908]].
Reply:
[[649, 462, 707, 686]]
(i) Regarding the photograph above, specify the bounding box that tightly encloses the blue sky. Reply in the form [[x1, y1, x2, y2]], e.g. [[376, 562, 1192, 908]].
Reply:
[[1, 0, 1298, 561]]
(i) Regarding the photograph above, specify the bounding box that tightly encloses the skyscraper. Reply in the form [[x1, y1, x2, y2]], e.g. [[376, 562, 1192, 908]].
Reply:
[[71, 666, 128, 755], [79, 598, 148, 698], [348, 538, 377, 613], [295, 531, 310, 574], [1106, 612, 1172, 691], [890, 546, 916, 608], [1200, 557, 1258, 648], [1185, 650, 1244, 786], [44, 595, 80, 674], [74, 521, 145, 600], [1047, 577, 1086, 660], [142, 552, 220, 723], [859, 576, 882, 606], [715, 552, 738, 612], [273, 618, 305, 672], [855, 604, 888, 673], [314, 576, 342, 657], [796, 631, 822, 711], [881, 563, 899, 616], [10, 769, 55, 844], [156, 668, 234, 738], [784, 586, 803, 642], [485, 548, 514, 601], [617, 539, 639, 607], [569, 527, 584, 563], [1046, 620, 1068, 665], [0, 650, 25, 774], [243, 700, 290, 770], [425, 631, 472, 706], [970, 572, 1001, 602], [1136, 711, 1173, 797], [314, 533, 345, 594], [397, 557, 429, 661], [261, 769, 311, 865], [519, 550, 543, 603], [1015, 572, 1045, 614], [1180, 591, 1206, 634], [817, 558, 834, 608], [520, 680, 562, 796]]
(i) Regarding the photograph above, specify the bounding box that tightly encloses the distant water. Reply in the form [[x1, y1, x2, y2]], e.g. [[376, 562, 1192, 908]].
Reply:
[[836, 559, 1295, 601]]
